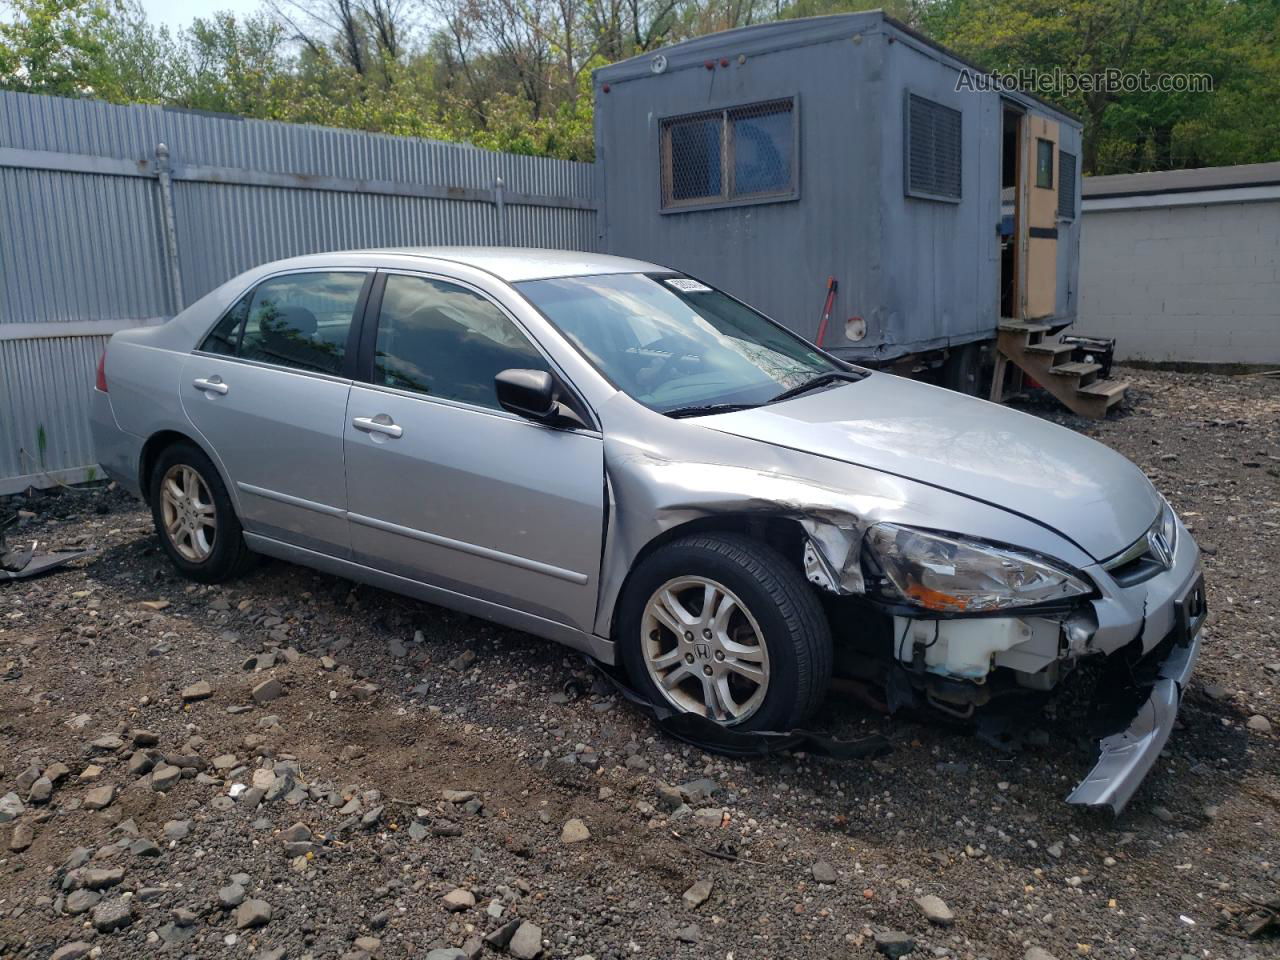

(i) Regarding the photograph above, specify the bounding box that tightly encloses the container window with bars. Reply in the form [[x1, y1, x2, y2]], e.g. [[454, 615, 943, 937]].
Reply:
[[1057, 150, 1077, 219], [660, 98, 796, 210], [905, 94, 962, 202]]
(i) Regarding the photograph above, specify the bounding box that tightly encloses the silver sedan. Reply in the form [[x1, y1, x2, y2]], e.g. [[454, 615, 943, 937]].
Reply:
[[91, 248, 1205, 812]]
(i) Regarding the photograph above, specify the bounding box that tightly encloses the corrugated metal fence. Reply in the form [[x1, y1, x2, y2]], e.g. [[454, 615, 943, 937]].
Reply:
[[0, 90, 598, 493]]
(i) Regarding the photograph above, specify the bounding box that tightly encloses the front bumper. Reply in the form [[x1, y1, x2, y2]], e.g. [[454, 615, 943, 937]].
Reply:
[[1065, 626, 1200, 812], [1066, 569, 1207, 813]]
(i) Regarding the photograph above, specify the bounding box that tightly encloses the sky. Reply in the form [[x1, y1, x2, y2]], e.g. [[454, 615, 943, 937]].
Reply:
[[138, 0, 264, 34]]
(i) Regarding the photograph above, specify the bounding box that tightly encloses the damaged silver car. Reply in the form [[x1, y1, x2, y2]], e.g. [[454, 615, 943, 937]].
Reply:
[[90, 248, 1206, 813]]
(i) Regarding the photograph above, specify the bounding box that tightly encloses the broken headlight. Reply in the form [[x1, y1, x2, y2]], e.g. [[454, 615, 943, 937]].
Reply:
[[863, 523, 1092, 613], [1158, 497, 1178, 558]]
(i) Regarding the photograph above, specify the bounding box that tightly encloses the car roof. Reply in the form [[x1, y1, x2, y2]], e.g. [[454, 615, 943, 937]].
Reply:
[[344, 246, 670, 283]]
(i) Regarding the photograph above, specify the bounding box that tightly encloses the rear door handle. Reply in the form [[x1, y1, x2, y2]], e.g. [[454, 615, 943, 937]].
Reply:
[[352, 415, 403, 439], [192, 377, 229, 395]]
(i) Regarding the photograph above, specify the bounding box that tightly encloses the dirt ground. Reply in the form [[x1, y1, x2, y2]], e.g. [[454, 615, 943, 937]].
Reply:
[[1, 366, 1278, 960]]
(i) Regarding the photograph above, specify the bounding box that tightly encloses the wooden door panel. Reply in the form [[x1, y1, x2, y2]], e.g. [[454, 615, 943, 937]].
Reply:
[[1025, 116, 1059, 319]]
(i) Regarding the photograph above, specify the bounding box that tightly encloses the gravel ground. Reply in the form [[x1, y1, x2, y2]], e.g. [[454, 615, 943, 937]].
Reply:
[[1, 367, 1278, 960]]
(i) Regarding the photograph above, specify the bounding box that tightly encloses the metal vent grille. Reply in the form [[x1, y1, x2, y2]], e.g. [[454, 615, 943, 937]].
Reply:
[[661, 98, 795, 210], [905, 94, 961, 201], [1058, 150, 1077, 218]]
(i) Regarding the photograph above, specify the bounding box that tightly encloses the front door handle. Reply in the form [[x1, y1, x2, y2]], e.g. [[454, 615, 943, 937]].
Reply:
[[192, 376, 229, 395], [352, 415, 403, 439]]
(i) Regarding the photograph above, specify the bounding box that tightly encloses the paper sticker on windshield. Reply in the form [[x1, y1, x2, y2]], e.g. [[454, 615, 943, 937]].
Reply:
[[665, 277, 712, 294]]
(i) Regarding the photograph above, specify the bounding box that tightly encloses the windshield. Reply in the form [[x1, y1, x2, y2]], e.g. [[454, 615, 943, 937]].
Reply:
[[515, 273, 843, 414]]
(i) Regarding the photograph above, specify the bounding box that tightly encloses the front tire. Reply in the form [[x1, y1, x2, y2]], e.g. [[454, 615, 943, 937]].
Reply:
[[149, 442, 254, 583], [617, 534, 832, 731]]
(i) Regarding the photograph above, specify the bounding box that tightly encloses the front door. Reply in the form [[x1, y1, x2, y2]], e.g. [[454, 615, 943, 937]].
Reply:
[[343, 271, 605, 633], [181, 269, 369, 556], [1024, 115, 1060, 319]]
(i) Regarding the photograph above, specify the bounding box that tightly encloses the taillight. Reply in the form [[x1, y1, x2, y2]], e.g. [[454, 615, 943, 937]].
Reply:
[[95, 351, 108, 392]]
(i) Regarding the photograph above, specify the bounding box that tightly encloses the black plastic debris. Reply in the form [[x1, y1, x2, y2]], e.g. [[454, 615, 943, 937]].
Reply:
[[0, 513, 89, 582], [586, 656, 891, 760]]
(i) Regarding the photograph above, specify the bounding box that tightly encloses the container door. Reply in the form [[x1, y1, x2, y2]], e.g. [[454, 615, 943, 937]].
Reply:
[[1024, 116, 1060, 319]]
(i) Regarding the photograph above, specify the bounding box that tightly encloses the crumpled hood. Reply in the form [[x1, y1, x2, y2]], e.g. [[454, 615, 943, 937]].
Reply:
[[701, 373, 1160, 561]]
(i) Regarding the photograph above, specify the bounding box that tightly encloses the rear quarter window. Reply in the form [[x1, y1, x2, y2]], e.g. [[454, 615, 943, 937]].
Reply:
[[199, 293, 251, 355]]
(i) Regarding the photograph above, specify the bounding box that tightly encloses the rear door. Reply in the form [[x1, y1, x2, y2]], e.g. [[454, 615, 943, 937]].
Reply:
[[181, 269, 370, 556], [342, 270, 605, 633]]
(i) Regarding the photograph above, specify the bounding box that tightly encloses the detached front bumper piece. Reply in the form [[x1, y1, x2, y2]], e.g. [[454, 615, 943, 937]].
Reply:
[[1067, 590, 1204, 813]]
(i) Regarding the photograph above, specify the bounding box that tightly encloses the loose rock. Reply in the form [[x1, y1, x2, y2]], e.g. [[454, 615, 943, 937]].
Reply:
[[874, 930, 915, 958], [181, 681, 213, 702], [9, 822, 34, 851], [508, 921, 543, 959], [442, 887, 476, 912], [682, 877, 713, 909], [252, 677, 284, 703], [235, 898, 274, 929], [82, 784, 116, 810], [811, 861, 837, 884], [92, 896, 134, 932], [916, 894, 954, 926]]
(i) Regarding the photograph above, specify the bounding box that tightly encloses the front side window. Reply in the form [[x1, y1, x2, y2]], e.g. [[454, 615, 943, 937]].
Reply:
[[207, 272, 365, 376], [661, 98, 795, 210], [517, 273, 841, 414], [373, 274, 549, 410]]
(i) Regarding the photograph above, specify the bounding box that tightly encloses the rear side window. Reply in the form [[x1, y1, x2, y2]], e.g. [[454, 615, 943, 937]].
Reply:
[[199, 272, 365, 374], [373, 274, 548, 410]]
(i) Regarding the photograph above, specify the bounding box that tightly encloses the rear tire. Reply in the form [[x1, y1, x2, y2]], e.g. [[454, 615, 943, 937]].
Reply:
[[148, 442, 255, 583], [617, 533, 832, 732]]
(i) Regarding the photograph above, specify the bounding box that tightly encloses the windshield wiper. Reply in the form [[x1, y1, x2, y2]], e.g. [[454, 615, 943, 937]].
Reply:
[[664, 402, 760, 419], [766, 370, 863, 405]]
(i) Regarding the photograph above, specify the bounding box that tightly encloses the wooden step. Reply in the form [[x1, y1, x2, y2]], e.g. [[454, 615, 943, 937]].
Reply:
[[1047, 361, 1102, 379], [1025, 341, 1075, 358], [1077, 379, 1129, 403], [993, 329, 1128, 418], [998, 322, 1052, 335]]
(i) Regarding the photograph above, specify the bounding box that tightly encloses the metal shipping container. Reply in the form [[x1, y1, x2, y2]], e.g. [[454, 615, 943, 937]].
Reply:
[[593, 12, 1083, 375]]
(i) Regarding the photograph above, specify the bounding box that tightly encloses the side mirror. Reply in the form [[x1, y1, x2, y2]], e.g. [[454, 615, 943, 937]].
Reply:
[[495, 369, 590, 429], [495, 369, 557, 421]]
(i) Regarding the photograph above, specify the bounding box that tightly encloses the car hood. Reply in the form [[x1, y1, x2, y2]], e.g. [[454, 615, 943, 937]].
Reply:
[[699, 373, 1159, 561]]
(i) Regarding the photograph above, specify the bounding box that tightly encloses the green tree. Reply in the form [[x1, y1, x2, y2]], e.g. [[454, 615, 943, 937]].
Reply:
[[179, 11, 294, 117], [920, 0, 1279, 173], [0, 0, 113, 95]]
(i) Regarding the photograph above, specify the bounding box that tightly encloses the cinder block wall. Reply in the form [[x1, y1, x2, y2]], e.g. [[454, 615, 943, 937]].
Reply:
[[1077, 199, 1280, 364]]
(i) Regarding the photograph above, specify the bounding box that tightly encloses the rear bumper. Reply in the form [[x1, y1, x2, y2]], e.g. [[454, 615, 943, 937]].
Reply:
[[1066, 615, 1201, 813], [89, 388, 144, 500]]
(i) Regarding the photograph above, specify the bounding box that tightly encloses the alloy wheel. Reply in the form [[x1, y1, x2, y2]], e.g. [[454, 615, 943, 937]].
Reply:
[[160, 464, 217, 563], [640, 576, 770, 724]]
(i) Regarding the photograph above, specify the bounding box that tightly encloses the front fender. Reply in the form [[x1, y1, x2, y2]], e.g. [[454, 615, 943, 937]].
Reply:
[[591, 396, 1094, 640]]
